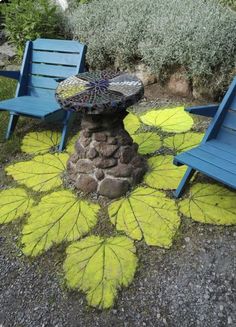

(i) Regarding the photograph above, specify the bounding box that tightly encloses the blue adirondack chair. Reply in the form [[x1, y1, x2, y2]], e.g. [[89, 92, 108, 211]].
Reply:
[[173, 77, 236, 198], [0, 38, 87, 150]]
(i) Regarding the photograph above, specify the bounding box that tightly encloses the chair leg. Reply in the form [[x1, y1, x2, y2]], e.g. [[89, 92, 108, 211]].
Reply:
[[6, 113, 19, 140], [58, 111, 76, 151], [174, 167, 195, 198]]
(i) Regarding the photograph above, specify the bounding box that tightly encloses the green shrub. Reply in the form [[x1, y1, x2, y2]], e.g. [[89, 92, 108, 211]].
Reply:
[[1, 0, 63, 56], [65, 0, 236, 95], [218, 0, 236, 10]]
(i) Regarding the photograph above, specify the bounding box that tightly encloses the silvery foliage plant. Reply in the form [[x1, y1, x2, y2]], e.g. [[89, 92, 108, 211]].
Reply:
[[65, 0, 236, 91]]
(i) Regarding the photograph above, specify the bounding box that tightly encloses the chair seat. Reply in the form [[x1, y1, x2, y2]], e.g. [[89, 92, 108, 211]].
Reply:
[[174, 140, 236, 189], [0, 96, 62, 118]]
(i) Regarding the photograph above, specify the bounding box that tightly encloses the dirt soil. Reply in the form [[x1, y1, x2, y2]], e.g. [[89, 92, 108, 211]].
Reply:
[[0, 84, 235, 327]]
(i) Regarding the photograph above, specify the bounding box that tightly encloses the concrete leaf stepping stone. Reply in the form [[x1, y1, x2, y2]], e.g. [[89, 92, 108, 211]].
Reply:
[[65, 132, 80, 154], [140, 106, 193, 133], [131, 132, 162, 154], [144, 155, 186, 190], [0, 188, 34, 224], [64, 235, 137, 309], [22, 190, 100, 256], [179, 183, 236, 225], [5, 153, 69, 192], [124, 112, 141, 134], [21, 131, 61, 155], [163, 132, 204, 154], [108, 187, 180, 248]]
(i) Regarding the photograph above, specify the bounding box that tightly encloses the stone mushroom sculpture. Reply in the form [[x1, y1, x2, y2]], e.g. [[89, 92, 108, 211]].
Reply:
[[56, 71, 147, 199]]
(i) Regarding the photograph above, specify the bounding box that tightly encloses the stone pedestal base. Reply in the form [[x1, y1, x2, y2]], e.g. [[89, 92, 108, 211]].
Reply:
[[67, 112, 147, 199]]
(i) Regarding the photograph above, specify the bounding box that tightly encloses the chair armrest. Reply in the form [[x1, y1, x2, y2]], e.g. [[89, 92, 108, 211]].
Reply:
[[0, 71, 20, 80], [185, 104, 219, 118]]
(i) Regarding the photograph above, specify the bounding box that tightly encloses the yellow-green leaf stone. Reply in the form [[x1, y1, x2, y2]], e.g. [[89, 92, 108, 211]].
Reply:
[[22, 190, 100, 256], [124, 112, 141, 134], [6, 153, 69, 192], [0, 188, 34, 224], [179, 183, 236, 225], [108, 187, 180, 248], [132, 132, 162, 154], [66, 133, 80, 154], [140, 107, 193, 133], [21, 131, 61, 155], [145, 155, 186, 190], [163, 132, 204, 154], [64, 235, 137, 309]]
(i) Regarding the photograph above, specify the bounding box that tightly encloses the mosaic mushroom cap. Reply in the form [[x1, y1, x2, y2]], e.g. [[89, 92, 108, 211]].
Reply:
[[56, 71, 144, 114]]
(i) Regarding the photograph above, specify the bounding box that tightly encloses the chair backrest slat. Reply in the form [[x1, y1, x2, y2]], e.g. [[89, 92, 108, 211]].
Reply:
[[216, 126, 236, 146], [32, 51, 79, 66], [221, 110, 236, 131], [33, 38, 84, 53], [30, 63, 76, 78], [16, 38, 87, 99], [28, 75, 59, 90], [28, 87, 57, 98]]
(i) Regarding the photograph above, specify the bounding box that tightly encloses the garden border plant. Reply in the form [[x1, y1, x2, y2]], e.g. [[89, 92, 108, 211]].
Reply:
[[64, 0, 236, 98], [0, 0, 64, 56], [218, 0, 236, 10]]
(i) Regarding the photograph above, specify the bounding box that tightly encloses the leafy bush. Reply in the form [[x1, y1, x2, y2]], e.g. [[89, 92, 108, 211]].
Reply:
[[218, 0, 236, 10], [65, 0, 236, 94], [0, 0, 63, 56]]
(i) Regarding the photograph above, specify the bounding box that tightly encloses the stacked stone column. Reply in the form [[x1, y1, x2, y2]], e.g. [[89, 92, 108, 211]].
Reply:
[[67, 112, 147, 199]]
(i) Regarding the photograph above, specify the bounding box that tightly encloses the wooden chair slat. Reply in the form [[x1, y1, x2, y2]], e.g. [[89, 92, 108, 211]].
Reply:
[[32, 50, 79, 66], [28, 75, 58, 90], [216, 126, 236, 146], [204, 142, 236, 164], [187, 146, 236, 174], [175, 151, 236, 189], [28, 86, 58, 98], [30, 63, 77, 78], [221, 110, 236, 130], [33, 38, 84, 53]]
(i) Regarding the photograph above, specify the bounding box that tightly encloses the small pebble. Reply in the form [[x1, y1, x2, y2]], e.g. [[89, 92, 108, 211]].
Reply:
[[204, 293, 210, 300], [228, 316, 232, 324]]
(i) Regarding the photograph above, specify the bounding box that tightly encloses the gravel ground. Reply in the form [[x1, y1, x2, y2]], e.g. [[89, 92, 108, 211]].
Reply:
[[0, 220, 235, 327]]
